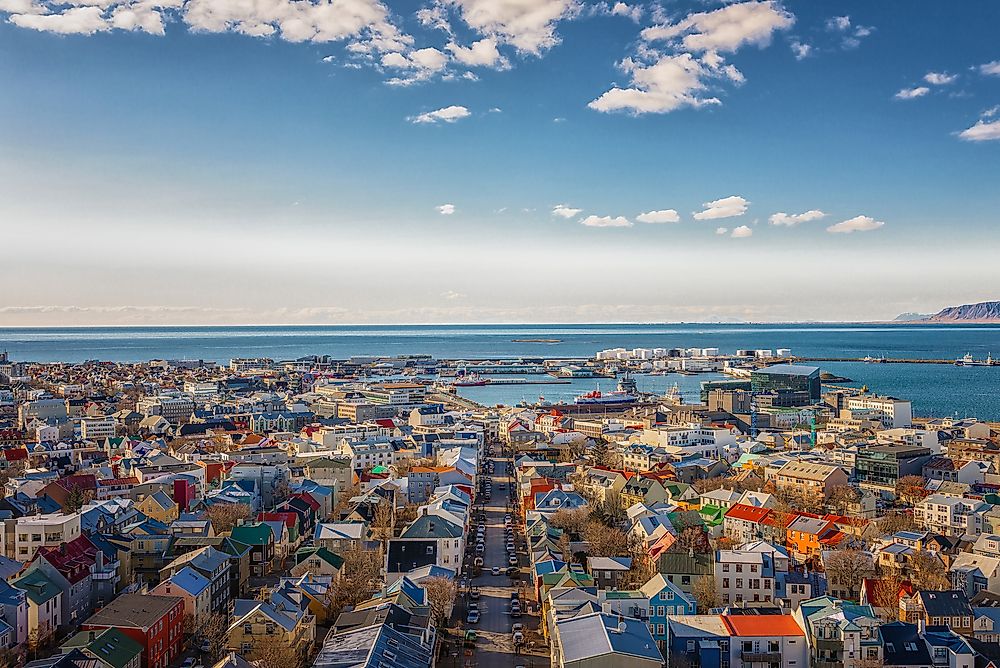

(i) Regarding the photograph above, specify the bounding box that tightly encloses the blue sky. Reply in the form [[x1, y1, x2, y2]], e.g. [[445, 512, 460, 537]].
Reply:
[[1, 1, 999, 325]]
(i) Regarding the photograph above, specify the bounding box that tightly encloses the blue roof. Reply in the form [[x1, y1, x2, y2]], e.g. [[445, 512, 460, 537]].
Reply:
[[558, 612, 663, 663], [169, 566, 211, 597]]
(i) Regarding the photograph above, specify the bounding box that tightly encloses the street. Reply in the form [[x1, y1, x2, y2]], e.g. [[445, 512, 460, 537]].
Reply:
[[448, 447, 550, 668]]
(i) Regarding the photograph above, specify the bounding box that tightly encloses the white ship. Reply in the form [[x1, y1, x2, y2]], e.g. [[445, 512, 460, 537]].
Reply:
[[956, 353, 993, 367]]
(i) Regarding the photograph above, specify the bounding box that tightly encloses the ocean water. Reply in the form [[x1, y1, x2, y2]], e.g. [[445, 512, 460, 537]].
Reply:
[[1, 323, 999, 419]]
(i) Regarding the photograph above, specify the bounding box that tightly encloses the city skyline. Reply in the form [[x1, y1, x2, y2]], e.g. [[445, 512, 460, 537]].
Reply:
[[2, 1, 999, 325]]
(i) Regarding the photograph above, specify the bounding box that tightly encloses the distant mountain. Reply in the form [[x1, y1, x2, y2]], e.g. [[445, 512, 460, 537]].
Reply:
[[894, 312, 931, 322], [926, 301, 1000, 322]]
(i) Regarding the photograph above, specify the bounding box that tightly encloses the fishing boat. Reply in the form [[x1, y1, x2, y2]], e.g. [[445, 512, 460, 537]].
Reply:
[[956, 353, 992, 367], [453, 373, 490, 387]]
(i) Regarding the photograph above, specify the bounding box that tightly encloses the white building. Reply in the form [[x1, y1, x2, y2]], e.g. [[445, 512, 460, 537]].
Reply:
[[11, 512, 82, 560], [914, 494, 990, 539], [80, 416, 117, 441], [845, 395, 913, 429]]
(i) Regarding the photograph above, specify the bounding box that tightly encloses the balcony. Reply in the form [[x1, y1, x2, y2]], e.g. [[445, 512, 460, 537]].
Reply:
[[741, 651, 781, 662]]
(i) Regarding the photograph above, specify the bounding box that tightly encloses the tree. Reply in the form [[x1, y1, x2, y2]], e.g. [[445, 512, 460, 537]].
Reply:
[[0, 648, 18, 668], [869, 573, 905, 622], [370, 501, 395, 549], [249, 641, 303, 668], [896, 475, 929, 505], [325, 546, 383, 616], [423, 577, 458, 628], [192, 613, 230, 663], [206, 502, 252, 533], [27, 625, 54, 660], [910, 550, 950, 591], [823, 549, 874, 602], [668, 526, 712, 555], [692, 477, 729, 494], [582, 521, 631, 557], [63, 486, 94, 513], [589, 441, 611, 467], [878, 510, 917, 535], [691, 574, 719, 613], [827, 485, 862, 515], [548, 508, 591, 536]]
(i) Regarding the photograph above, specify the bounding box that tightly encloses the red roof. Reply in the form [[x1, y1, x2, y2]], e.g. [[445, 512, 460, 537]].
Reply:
[[724, 503, 771, 523], [375, 419, 397, 430], [35, 535, 99, 584], [723, 615, 804, 637], [97, 477, 139, 487], [290, 493, 320, 511], [258, 511, 297, 528], [2, 447, 29, 461]]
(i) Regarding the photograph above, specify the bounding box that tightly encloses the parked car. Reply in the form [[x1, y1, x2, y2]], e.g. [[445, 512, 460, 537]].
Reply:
[[467, 610, 480, 624], [509, 555, 518, 565], [491, 566, 501, 576], [512, 631, 524, 644]]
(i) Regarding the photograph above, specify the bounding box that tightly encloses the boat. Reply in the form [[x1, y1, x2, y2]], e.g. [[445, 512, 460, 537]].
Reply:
[[956, 353, 992, 367], [453, 373, 490, 387], [574, 374, 639, 405]]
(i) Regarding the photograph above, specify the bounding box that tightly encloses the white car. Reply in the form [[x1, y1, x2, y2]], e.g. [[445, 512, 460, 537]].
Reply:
[[491, 566, 501, 576]]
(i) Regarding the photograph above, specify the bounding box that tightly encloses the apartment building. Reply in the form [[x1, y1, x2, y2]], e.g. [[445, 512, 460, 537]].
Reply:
[[11, 512, 83, 560], [915, 494, 991, 539], [844, 395, 912, 429]]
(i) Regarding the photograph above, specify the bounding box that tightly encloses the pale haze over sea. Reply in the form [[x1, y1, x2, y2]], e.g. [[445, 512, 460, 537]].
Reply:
[[2, 323, 999, 419]]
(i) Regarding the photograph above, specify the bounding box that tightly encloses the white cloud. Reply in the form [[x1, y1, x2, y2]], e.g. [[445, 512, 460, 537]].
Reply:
[[825, 15, 850, 31], [731, 225, 753, 238], [790, 40, 811, 60], [436, 203, 456, 215], [769, 209, 826, 226], [641, 1, 793, 53], [441, 290, 466, 300], [381, 46, 450, 84], [446, 37, 509, 69], [321, 55, 335, 63], [580, 215, 631, 228], [588, 53, 723, 114], [924, 71, 956, 85], [636, 209, 680, 224], [958, 119, 1000, 142], [592, 2, 791, 115], [827, 215, 884, 233], [183, 0, 406, 47], [11, 6, 109, 34], [980, 61, 1000, 77], [611, 1, 641, 21], [895, 86, 929, 100], [693, 195, 749, 220], [715, 227, 728, 235], [442, 0, 581, 55], [552, 204, 582, 218], [825, 14, 873, 49], [408, 105, 471, 124]]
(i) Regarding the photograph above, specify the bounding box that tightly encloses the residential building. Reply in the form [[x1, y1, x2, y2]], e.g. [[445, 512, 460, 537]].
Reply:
[[81, 594, 184, 668]]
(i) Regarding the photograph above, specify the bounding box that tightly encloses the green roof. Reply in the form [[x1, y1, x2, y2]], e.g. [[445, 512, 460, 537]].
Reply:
[[294, 546, 345, 569], [230, 523, 274, 546], [371, 465, 389, 474], [12, 569, 61, 605], [63, 628, 143, 668]]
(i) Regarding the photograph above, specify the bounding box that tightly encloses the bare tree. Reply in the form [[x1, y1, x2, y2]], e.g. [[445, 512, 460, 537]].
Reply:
[[910, 550, 950, 591], [423, 576, 458, 628], [668, 526, 712, 555], [691, 574, 719, 613], [370, 501, 394, 549], [895, 475, 929, 505], [206, 502, 252, 533], [548, 508, 591, 536], [823, 549, 874, 602], [193, 613, 230, 663], [878, 510, 917, 535], [27, 625, 54, 661], [582, 521, 631, 556], [870, 573, 905, 622], [827, 485, 862, 515], [325, 546, 383, 615], [249, 641, 303, 668]]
